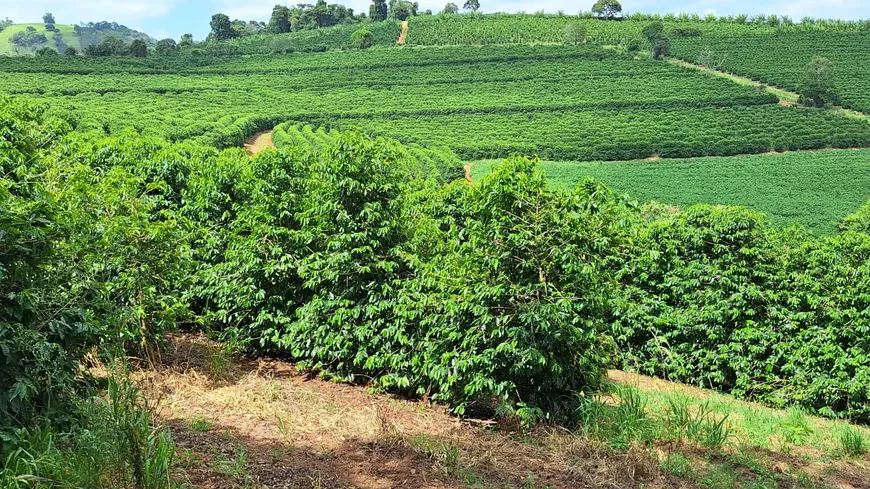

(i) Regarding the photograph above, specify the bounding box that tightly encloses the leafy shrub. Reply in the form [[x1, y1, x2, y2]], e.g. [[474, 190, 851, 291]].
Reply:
[[0, 98, 95, 427], [351, 28, 374, 49], [387, 158, 632, 417], [670, 27, 702, 37], [612, 204, 870, 420], [838, 201, 870, 233]]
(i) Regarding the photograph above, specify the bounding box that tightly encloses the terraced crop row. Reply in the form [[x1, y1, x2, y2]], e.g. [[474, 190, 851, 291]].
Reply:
[[0, 44, 607, 74], [672, 32, 870, 113], [272, 121, 464, 181], [6, 44, 869, 162], [406, 14, 777, 46], [332, 106, 870, 161]]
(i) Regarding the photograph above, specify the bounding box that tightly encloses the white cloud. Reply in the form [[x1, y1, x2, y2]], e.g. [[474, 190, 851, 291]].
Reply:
[[0, 0, 180, 25], [769, 0, 868, 19], [213, 0, 283, 21]]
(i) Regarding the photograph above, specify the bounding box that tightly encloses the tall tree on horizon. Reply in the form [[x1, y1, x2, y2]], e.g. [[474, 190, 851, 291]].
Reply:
[[210, 13, 238, 40], [591, 0, 622, 19], [269, 5, 291, 33], [370, 0, 389, 21]]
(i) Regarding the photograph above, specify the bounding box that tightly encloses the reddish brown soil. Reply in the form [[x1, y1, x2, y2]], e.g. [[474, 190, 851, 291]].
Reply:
[[397, 21, 408, 45], [244, 131, 275, 156]]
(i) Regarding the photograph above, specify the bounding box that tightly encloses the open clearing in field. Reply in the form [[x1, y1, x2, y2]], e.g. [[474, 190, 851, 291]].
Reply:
[[244, 130, 275, 156], [471, 149, 870, 234], [135, 334, 870, 489]]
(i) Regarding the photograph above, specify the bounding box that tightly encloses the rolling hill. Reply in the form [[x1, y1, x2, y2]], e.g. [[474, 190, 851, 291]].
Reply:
[[0, 22, 155, 56]]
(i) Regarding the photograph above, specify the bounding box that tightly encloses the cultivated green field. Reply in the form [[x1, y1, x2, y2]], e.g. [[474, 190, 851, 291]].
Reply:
[[3, 44, 867, 161], [472, 149, 870, 233], [6, 11, 870, 488]]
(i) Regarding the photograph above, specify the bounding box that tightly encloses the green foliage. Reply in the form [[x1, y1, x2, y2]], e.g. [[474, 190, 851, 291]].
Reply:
[[0, 377, 178, 489], [0, 97, 193, 432], [15, 44, 863, 162], [271, 121, 463, 182], [0, 97, 92, 427], [9, 29, 47, 48], [351, 28, 374, 49], [222, 20, 401, 53], [129, 39, 148, 58], [463, 0, 480, 12], [186, 139, 628, 418], [155, 38, 177, 56], [839, 426, 868, 457], [386, 160, 630, 416], [671, 31, 870, 112], [591, 0, 622, 20], [612, 204, 870, 420], [799, 56, 838, 107], [473, 150, 870, 234], [210, 13, 238, 41], [370, 0, 389, 21], [84, 35, 128, 56], [642, 21, 664, 41], [562, 23, 586, 44], [34, 46, 57, 57], [337, 104, 870, 162], [652, 37, 670, 59], [838, 201, 870, 234]]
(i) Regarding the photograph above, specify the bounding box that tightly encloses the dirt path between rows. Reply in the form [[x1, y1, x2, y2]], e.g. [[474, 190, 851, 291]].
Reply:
[[244, 130, 275, 156], [464, 164, 473, 183], [138, 334, 686, 489], [397, 20, 408, 45], [131, 333, 869, 489]]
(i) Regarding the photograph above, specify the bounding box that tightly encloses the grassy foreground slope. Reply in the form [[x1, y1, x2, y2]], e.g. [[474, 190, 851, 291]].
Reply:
[[472, 149, 870, 233]]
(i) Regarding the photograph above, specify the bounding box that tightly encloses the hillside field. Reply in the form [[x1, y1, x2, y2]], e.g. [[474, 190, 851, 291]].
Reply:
[[0, 23, 81, 55], [4, 11, 870, 489], [0, 22, 154, 55], [471, 149, 870, 233]]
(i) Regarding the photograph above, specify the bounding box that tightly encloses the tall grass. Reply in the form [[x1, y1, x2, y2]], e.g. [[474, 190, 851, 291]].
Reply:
[[0, 377, 179, 489]]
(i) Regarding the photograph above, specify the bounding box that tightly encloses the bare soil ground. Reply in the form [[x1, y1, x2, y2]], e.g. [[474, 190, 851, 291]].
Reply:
[[245, 131, 275, 156], [136, 334, 869, 489], [397, 21, 408, 45]]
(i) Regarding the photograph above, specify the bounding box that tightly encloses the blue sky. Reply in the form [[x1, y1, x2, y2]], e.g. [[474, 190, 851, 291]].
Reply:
[[1, 0, 868, 40]]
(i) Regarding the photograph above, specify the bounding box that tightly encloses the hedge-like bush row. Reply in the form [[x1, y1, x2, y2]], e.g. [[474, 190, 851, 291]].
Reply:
[[272, 121, 464, 182], [8, 94, 870, 426], [612, 204, 870, 420]]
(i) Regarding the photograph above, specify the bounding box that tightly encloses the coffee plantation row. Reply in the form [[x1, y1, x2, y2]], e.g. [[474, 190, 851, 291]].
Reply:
[[4, 45, 868, 161], [272, 121, 464, 181], [671, 32, 870, 113], [5, 96, 870, 427], [333, 106, 870, 161], [0, 43, 605, 74]]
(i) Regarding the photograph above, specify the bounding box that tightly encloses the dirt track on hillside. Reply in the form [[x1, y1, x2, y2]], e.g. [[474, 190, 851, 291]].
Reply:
[[397, 20, 408, 45]]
